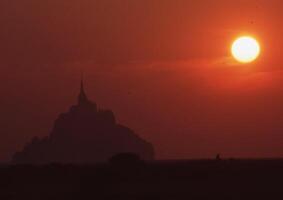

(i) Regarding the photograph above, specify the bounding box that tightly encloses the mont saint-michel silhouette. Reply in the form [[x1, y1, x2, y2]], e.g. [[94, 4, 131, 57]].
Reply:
[[12, 79, 154, 164]]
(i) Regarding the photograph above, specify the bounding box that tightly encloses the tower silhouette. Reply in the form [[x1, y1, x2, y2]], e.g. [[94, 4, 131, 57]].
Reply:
[[78, 78, 89, 104]]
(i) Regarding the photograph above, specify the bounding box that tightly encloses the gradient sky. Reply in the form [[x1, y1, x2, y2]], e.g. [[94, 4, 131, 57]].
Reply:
[[1, 0, 283, 161]]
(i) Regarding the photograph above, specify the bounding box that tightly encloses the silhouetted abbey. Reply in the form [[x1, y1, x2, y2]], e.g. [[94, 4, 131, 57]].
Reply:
[[12, 80, 154, 164]]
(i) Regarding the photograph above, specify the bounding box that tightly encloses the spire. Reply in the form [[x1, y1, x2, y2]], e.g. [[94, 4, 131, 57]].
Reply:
[[78, 72, 88, 104]]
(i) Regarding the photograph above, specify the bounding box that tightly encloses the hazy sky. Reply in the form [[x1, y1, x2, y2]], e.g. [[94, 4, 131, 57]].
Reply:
[[1, 0, 283, 161]]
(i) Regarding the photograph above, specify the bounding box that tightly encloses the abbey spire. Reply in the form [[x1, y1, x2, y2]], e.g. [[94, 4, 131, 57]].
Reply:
[[78, 76, 89, 104]]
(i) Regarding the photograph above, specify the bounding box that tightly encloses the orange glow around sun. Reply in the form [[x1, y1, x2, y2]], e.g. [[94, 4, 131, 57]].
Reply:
[[231, 36, 261, 64]]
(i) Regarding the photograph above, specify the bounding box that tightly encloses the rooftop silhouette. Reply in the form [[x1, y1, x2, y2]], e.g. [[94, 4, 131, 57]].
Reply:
[[12, 78, 154, 164]]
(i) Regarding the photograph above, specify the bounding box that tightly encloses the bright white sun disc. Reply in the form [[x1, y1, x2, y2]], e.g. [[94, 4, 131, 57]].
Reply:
[[231, 36, 260, 63]]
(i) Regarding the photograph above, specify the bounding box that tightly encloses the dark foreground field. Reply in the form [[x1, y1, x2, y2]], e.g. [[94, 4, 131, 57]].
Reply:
[[1, 159, 283, 199]]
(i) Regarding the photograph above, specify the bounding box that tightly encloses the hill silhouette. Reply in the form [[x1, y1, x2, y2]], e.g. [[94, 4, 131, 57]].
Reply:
[[12, 80, 154, 164]]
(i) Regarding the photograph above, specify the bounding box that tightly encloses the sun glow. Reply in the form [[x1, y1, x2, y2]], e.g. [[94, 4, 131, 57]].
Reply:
[[231, 36, 261, 63]]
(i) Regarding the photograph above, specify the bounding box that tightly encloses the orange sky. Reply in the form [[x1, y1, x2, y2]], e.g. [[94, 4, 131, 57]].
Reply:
[[1, 0, 283, 161]]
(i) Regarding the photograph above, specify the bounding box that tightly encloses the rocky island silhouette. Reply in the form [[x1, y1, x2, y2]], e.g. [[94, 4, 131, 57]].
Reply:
[[12, 79, 154, 164]]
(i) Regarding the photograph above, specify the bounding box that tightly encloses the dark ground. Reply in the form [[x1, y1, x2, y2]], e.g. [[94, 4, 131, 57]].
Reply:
[[1, 159, 283, 199]]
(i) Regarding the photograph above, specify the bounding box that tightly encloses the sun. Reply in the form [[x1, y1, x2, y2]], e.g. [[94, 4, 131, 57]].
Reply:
[[231, 36, 261, 63]]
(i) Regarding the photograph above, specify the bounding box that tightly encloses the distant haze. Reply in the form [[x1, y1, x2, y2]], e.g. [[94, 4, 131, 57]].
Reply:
[[1, 0, 283, 161]]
